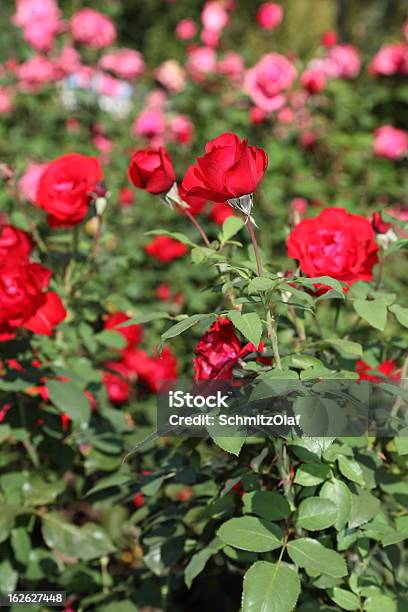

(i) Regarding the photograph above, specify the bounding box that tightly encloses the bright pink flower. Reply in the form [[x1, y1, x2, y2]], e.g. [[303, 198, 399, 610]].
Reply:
[[155, 60, 186, 93], [71, 8, 116, 49], [55, 45, 81, 75], [328, 44, 361, 79], [17, 56, 56, 91], [321, 30, 337, 48], [277, 107, 294, 123], [22, 21, 61, 52], [13, 0, 62, 52], [244, 53, 297, 112], [132, 109, 165, 140], [103, 311, 142, 348], [0, 89, 13, 114], [290, 197, 308, 216], [201, 29, 220, 48], [201, 1, 229, 32], [99, 48, 145, 80], [373, 126, 408, 160], [168, 115, 193, 145], [369, 43, 408, 76], [18, 162, 48, 203], [187, 47, 217, 81], [250, 106, 267, 124], [256, 3, 283, 30], [301, 68, 326, 93], [217, 51, 244, 81], [175, 19, 197, 41], [144, 236, 188, 262]]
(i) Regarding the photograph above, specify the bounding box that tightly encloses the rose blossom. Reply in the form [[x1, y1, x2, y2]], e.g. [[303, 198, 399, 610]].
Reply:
[[369, 43, 408, 76], [144, 236, 188, 262], [119, 186, 134, 207], [71, 8, 116, 49], [256, 3, 283, 30], [18, 162, 48, 202], [250, 107, 267, 124], [328, 44, 361, 79], [128, 148, 176, 195], [155, 60, 186, 93], [187, 47, 217, 81], [123, 346, 178, 393], [277, 107, 294, 124], [55, 46, 81, 75], [287, 208, 379, 288], [103, 362, 131, 403], [16, 56, 56, 91], [180, 132, 268, 203], [168, 115, 193, 145], [356, 360, 400, 382], [0, 261, 66, 340], [201, 29, 220, 48], [194, 317, 261, 380], [373, 126, 408, 160], [301, 68, 326, 93], [217, 51, 244, 81], [201, 1, 229, 32], [0, 89, 13, 114], [132, 109, 165, 141], [321, 30, 337, 48], [99, 48, 145, 80], [175, 19, 197, 41], [178, 188, 207, 215], [0, 225, 33, 260], [244, 53, 297, 112], [13, 0, 62, 52], [35, 153, 103, 227], [103, 311, 142, 348]]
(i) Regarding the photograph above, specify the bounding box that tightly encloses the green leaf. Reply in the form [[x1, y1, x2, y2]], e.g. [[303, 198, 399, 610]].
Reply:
[[227, 311, 263, 347], [287, 538, 347, 577], [47, 380, 90, 427], [337, 456, 365, 486], [219, 216, 244, 242], [389, 304, 408, 328], [248, 277, 275, 293], [96, 330, 127, 349], [296, 497, 337, 530], [22, 478, 65, 506], [325, 339, 363, 358], [329, 587, 360, 610], [242, 491, 290, 521], [41, 513, 115, 561], [298, 276, 345, 296], [364, 595, 396, 612], [320, 479, 352, 530], [242, 561, 300, 612], [217, 517, 282, 552], [118, 312, 170, 326], [354, 299, 387, 331], [211, 436, 245, 456], [86, 473, 131, 496], [0, 506, 22, 544], [0, 560, 18, 592], [294, 464, 331, 486], [185, 539, 221, 589], [348, 489, 381, 528], [394, 428, 408, 455], [161, 314, 215, 341]]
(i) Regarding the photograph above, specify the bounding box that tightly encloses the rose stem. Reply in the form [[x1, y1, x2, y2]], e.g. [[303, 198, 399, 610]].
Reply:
[[246, 219, 263, 277], [267, 307, 282, 370], [180, 207, 211, 246]]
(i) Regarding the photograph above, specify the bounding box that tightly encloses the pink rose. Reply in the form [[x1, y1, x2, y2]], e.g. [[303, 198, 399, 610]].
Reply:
[[373, 126, 408, 160], [244, 53, 297, 112], [369, 43, 408, 76], [55, 45, 81, 75], [301, 68, 326, 93], [201, 1, 229, 32], [132, 109, 165, 140], [0, 88, 13, 114], [256, 3, 283, 30], [168, 115, 193, 145], [175, 19, 197, 41], [155, 60, 186, 93], [13, 0, 62, 51], [201, 29, 221, 47], [328, 44, 361, 79], [99, 48, 145, 80], [71, 8, 116, 49], [18, 162, 48, 203], [187, 47, 217, 81], [217, 51, 244, 81], [17, 56, 56, 91]]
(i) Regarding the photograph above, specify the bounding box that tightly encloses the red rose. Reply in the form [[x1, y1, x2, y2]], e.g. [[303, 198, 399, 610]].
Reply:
[[287, 208, 379, 287], [356, 359, 400, 382], [0, 224, 33, 260], [209, 202, 236, 225], [178, 187, 207, 215], [128, 148, 175, 195], [0, 261, 66, 340], [119, 186, 134, 207], [194, 317, 261, 381], [103, 361, 131, 403], [144, 235, 188, 262], [35, 153, 103, 227], [180, 133, 268, 203], [103, 311, 142, 347], [123, 346, 178, 392]]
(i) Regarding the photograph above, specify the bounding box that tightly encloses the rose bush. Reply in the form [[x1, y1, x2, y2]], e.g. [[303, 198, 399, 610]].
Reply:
[[0, 1, 407, 611]]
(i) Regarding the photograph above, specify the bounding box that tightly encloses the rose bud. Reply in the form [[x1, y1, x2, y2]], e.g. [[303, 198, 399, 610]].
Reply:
[[128, 148, 175, 195], [372, 212, 392, 234], [180, 132, 268, 220]]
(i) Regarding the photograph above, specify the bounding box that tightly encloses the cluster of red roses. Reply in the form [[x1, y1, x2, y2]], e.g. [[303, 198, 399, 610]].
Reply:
[[101, 312, 178, 403], [0, 223, 66, 341]]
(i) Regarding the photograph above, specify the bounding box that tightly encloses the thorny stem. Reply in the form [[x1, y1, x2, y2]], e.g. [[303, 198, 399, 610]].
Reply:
[[246, 219, 263, 277], [180, 206, 211, 246], [267, 307, 282, 369]]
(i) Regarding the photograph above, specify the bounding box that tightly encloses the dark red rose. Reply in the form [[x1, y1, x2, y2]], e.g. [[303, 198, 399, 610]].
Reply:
[[287, 208, 379, 287], [123, 346, 178, 393], [35, 153, 103, 227], [209, 202, 236, 225], [103, 311, 142, 347], [356, 359, 400, 382], [194, 317, 261, 381], [144, 235, 188, 262], [0, 261, 66, 340], [128, 147, 176, 195], [180, 133, 268, 203], [103, 361, 131, 403], [0, 224, 33, 260]]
